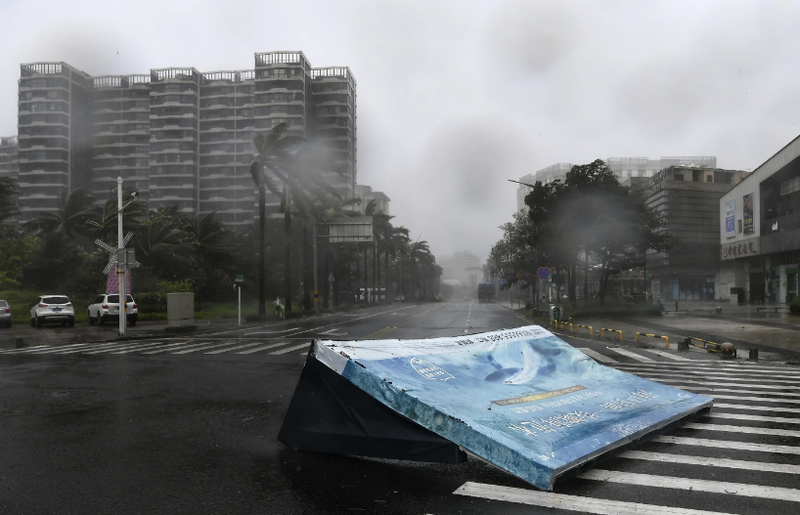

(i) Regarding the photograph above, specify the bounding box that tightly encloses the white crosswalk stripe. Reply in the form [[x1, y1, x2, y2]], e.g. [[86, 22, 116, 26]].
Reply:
[[577, 348, 618, 364], [606, 347, 655, 362], [0, 337, 311, 357], [455, 360, 800, 514]]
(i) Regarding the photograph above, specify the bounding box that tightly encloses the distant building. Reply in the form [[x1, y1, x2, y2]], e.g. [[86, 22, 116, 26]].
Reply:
[[515, 156, 718, 212], [9, 52, 357, 226], [438, 251, 481, 292], [0, 136, 18, 180], [355, 184, 390, 215], [718, 134, 800, 304], [646, 166, 749, 302]]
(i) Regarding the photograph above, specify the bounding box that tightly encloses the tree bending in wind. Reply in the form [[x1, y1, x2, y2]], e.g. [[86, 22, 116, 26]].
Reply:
[[253, 122, 343, 313]]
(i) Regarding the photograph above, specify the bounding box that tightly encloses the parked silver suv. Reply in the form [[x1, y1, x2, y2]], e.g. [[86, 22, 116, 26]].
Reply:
[[30, 295, 75, 327], [88, 294, 138, 326]]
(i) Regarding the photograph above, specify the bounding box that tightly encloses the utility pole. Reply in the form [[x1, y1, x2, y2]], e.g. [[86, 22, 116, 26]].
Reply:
[[118, 178, 126, 337]]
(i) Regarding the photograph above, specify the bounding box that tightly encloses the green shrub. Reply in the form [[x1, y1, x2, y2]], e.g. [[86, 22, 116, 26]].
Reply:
[[790, 301, 800, 314]]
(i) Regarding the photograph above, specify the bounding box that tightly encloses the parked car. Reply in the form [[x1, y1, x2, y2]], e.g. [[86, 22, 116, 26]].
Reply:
[[30, 295, 74, 327], [88, 293, 138, 326], [0, 299, 11, 327]]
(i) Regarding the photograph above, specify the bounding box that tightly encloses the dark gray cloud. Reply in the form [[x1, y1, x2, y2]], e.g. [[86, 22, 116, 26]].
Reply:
[[1, 0, 799, 264]]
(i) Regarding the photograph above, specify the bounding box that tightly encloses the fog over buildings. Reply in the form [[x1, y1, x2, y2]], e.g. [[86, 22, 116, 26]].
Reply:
[[2, 1, 800, 264]]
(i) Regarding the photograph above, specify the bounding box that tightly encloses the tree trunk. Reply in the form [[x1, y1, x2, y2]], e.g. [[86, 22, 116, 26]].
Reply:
[[302, 222, 311, 311], [583, 250, 589, 300], [373, 243, 378, 302], [323, 240, 330, 309], [363, 245, 368, 303], [284, 209, 292, 314]]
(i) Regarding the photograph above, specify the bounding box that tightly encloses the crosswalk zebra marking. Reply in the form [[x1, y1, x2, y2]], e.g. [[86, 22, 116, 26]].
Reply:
[[204, 341, 274, 355], [653, 435, 800, 455], [578, 469, 800, 503], [714, 403, 800, 414], [270, 342, 311, 355], [236, 341, 293, 355], [140, 341, 198, 355], [618, 450, 800, 475], [171, 341, 245, 355], [709, 411, 800, 424], [577, 348, 618, 364], [625, 369, 800, 386], [640, 349, 693, 361], [454, 481, 738, 515], [607, 347, 655, 362], [683, 422, 800, 439], [639, 376, 798, 392], [110, 341, 171, 354], [616, 363, 800, 378], [0, 344, 54, 354]]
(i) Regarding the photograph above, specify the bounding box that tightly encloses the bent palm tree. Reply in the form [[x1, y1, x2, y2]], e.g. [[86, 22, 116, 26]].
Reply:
[[25, 188, 96, 237]]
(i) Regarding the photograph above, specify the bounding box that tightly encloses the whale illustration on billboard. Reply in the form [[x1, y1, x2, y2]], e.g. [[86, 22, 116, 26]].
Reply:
[[279, 325, 713, 490]]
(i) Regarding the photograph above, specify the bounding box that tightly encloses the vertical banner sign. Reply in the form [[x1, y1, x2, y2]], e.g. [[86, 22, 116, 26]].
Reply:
[[725, 199, 736, 238], [298, 326, 713, 490], [743, 193, 754, 235]]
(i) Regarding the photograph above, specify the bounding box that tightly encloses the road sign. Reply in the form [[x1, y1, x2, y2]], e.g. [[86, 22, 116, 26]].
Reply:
[[537, 267, 551, 280], [498, 279, 505, 286], [235, 274, 244, 285], [328, 273, 335, 282], [516, 272, 522, 279]]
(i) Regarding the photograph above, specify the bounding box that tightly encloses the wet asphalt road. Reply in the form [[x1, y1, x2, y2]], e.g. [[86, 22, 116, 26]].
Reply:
[[2, 302, 800, 514]]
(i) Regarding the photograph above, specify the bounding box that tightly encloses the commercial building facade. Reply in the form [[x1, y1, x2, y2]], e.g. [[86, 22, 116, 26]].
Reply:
[[719, 135, 800, 304], [0, 136, 18, 180], [646, 166, 749, 302], [8, 52, 357, 226]]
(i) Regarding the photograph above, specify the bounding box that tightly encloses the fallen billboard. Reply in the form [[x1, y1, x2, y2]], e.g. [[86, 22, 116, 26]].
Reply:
[[279, 325, 713, 490]]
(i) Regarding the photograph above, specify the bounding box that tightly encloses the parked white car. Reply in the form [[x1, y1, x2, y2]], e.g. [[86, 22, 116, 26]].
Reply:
[[30, 295, 75, 327], [88, 293, 138, 326]]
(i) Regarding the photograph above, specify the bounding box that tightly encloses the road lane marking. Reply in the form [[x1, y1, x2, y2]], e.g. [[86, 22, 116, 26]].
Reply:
[[82, 341, 169, 354], [705, 394, 800, 405], [236, 341, 293, 355], [577, 348, 618, 364], [140, 341, 198, 355], [243, 327, 300, 336], [171, 341, 244, 354], [366, 304, 445, 339], [654, 435, 800, 455], [714, 403, 800, 414], [454, 481, 737, 515], [620, 369, 800, 386], [0, 345, 54, 354], [615, 363, 800, 378], [639, 349, 693, 361], [109, 342, 171, 354], [607, 348, 654, 362], [579, 469, 800, 502], [64, 341, 147, 354], [270, 343, 311, 355], [619, 450, 800, 475], [204, 341, 274, 354], [659, 384, 800, 398], [710, 411, 800, 424], [638, 377, 798, 392], [683, 422, 800, 438]]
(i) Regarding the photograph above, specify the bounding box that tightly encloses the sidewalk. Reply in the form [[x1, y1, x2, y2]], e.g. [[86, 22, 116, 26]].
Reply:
[[498, 299, 800, 361]]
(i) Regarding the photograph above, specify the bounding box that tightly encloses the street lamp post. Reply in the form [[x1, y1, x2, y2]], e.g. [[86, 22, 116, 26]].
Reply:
[[249, 162, 266, 317]]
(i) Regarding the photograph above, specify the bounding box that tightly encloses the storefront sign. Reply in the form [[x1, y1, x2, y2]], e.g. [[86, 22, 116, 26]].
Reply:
[[311, 327, 712, 490], [721, 239, 759, 260], [725, 199, 735, 238], [743, 193, 754, 235]]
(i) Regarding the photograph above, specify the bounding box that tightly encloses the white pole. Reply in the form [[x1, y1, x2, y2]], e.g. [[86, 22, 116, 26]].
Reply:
[[238, 286, 241, 326], [117, 177, 127, 337], [313, 223, 318, 310]]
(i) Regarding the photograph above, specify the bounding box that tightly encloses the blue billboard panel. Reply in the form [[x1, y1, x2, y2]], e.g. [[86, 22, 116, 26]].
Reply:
[[314, 326, 712, 490]]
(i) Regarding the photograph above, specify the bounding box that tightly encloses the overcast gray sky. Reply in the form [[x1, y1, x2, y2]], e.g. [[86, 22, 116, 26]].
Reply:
[[2, 0, 799, 264]]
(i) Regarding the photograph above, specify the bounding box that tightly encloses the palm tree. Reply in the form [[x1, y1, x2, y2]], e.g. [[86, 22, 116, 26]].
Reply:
[[25, 188, 95, 237], [253, 123, 342, 313], [0, 177, 20, 239], [388, 227, 411, 299], [87, 186, 148, 242], [364, 199, 393, 302]]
